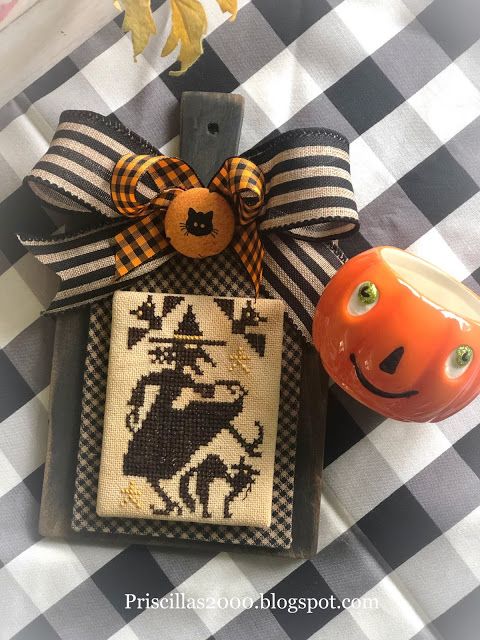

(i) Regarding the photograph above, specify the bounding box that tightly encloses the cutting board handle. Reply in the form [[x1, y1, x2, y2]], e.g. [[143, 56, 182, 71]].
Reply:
[[180, 91, 245, 185]]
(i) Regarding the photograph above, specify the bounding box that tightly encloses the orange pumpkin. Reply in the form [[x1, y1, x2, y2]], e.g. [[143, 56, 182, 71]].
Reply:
[[313, 247, 480, 422]]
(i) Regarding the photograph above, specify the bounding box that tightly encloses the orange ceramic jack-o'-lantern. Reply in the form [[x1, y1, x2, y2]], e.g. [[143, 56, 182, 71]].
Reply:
[[164, 188, 235, 259], [313, 247, 480, 422]]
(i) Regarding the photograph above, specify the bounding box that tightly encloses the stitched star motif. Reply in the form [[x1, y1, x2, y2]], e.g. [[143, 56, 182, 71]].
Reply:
[[120, 480, 142, 509], [228, 346, 251, 373]]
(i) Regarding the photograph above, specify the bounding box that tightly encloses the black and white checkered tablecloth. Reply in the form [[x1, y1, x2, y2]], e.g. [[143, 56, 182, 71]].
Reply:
[[1, 1, 480, 639]]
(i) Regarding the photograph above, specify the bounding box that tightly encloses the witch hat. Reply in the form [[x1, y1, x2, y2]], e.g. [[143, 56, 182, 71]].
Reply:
[[174, 305, 203, 340], [149, 305, 226, 346]]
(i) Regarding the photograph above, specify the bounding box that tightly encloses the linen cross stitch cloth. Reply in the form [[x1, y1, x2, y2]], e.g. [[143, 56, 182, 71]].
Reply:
[[97, 291, 284, 527]]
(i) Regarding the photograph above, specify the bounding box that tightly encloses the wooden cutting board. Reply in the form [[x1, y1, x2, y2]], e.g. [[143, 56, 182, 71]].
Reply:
[[38, 92, 328, 558]]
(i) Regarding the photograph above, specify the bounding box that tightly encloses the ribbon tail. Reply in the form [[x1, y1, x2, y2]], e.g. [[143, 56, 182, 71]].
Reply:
[[261, 233, 346, 341], [232, 224, 264, 298], [114, 211, 169, 277], [17, 221, 175, 314]]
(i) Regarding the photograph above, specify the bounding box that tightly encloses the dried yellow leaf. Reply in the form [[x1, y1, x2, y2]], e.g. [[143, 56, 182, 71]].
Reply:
[[116, 0, 237, 73], [216, 0, 238, 20], [162, 0, 207, 76], [117, 0, 157, 61]]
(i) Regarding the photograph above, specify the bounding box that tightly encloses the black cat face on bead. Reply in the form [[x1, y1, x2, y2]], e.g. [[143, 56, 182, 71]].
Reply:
[[182, 208, 215, 237]]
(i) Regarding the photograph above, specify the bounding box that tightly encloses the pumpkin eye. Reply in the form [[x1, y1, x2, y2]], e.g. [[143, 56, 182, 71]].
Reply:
[[445, 345, 474, 379], [455, 345, 473, 367], [348, 281, 379, 316], [358, 281, 378, 304]]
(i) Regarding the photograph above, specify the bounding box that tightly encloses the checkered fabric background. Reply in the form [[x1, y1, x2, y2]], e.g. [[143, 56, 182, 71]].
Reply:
[[1, 0, 480, 638]]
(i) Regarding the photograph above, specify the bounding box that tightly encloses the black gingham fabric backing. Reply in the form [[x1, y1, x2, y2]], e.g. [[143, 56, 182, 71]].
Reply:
[[72, 249, 302, 548]]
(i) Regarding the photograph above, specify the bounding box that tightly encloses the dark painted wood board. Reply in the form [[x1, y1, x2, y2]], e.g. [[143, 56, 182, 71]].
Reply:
[[180, 91, 244, 185], [39, 92, 328, 558]]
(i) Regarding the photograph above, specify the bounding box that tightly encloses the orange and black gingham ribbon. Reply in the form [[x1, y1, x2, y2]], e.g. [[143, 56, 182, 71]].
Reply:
[[110, 153, 265, 295], [210, 157, 265, 296], [111, 154, 201, 277]]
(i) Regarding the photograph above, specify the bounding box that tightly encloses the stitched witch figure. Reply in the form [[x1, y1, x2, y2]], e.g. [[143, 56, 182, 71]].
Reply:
[[123, 303, 264, 517]]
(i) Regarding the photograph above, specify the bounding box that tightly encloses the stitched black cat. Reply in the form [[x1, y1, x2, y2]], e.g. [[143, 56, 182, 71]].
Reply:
[[180, 454, 261, 519], [180, 208, 217, 237]]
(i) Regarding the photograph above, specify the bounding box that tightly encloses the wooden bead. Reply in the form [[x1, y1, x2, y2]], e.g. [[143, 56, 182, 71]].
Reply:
[[164, 188, 235, 259]]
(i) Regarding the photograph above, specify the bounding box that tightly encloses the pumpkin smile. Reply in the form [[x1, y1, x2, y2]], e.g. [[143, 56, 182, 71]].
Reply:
[[350, 354, 419, 399]]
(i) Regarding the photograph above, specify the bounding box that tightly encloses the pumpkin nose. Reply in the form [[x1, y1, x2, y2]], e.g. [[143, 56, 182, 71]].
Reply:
[[379, 347, 404, 375]]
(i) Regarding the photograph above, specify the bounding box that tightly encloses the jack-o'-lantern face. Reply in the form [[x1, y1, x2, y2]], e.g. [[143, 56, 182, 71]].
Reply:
[[164, 188, 235, 259], [313, 247, 480, 422]]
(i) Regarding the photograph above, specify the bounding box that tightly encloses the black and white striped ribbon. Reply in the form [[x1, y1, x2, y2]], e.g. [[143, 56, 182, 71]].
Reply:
[[19, 111, 358, 339]]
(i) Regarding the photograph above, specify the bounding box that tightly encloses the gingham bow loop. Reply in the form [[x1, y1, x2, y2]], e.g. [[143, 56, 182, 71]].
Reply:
[[111, 153, 201, 217], [110, 153, 201, 278], [210, 157, 266, 295], [210, 156, 265, 223], [110, 153, 266, 294], [19, 110, 359, 339]]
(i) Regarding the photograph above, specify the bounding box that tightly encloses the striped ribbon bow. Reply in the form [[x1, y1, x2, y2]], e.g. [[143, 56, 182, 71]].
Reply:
[[111, 153, 266, 295], [19, 111, 359, 339]]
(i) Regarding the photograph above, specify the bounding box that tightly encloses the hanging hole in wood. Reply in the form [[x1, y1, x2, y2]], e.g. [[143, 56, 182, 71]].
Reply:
[[208, 122, 219, 135]]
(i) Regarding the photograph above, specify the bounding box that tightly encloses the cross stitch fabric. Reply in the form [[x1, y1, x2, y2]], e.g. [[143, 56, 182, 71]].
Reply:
[[97, 291, 284, 527], [72, 250, 302, 549]]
